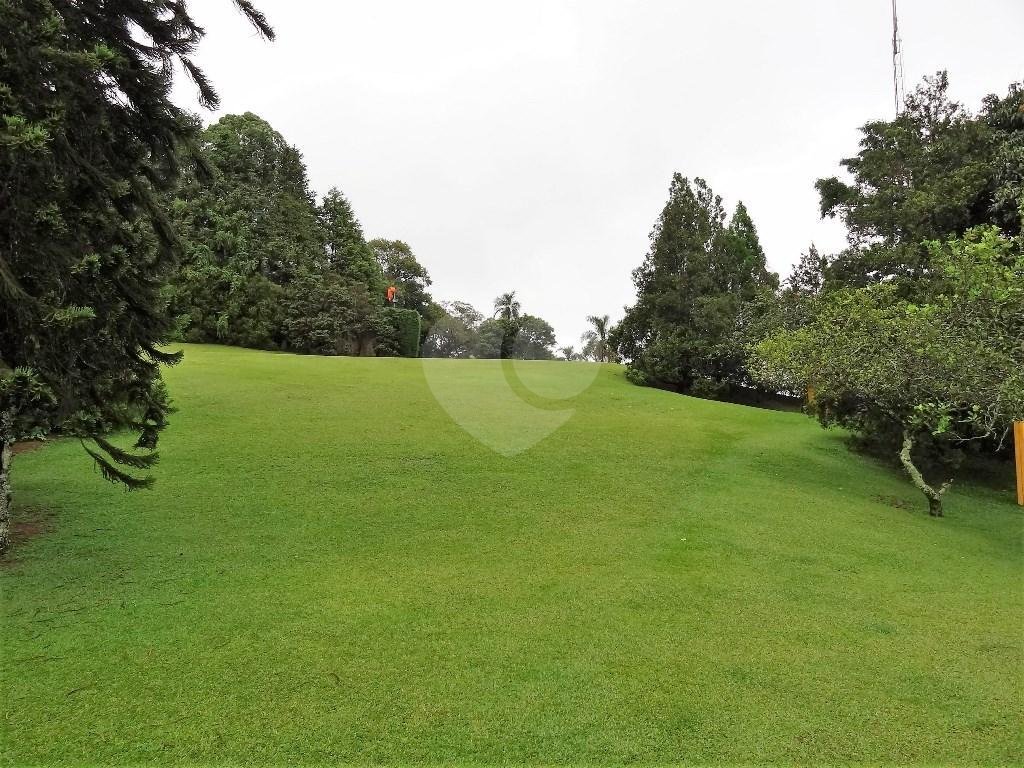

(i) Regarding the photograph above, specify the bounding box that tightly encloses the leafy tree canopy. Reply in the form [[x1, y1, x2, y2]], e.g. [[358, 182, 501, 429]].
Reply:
[[752, 226, 1024, 516], [817, 74, 1023, 290], [512, 315, 557, 360], [320, 187, 384, 292], [371, 239, 434, 316]]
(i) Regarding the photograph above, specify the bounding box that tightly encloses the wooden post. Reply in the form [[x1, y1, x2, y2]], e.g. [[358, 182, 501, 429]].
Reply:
[[1015, 421, 1024, 507]]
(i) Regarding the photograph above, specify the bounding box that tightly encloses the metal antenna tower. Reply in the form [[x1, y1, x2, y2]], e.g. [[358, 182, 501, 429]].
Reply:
[[891, 0, 906, 114]]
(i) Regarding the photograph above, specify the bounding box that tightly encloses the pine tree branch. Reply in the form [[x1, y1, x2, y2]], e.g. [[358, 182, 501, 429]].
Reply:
[[181, 57, 219, 110], [82, 444, 155, 490], [93, 436, 159, 470], [233, 1, 275, 40]]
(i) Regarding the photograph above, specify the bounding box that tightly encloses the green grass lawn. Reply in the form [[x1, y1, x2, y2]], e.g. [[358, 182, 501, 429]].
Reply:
[[2, 344, 1022, 765]]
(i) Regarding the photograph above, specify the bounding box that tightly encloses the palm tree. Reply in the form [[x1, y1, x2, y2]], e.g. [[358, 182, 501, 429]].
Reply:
[[493, 291, 521, 322], [493, 291, 521, 359], [581, 314, 611, 362]]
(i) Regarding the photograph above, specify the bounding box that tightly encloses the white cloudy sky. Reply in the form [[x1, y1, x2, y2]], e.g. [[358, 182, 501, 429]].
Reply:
[[171, 0, 1024, 348]]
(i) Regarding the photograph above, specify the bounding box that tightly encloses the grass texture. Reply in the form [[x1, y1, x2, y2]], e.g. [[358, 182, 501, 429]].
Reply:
[[2, 344, 1021, 765]]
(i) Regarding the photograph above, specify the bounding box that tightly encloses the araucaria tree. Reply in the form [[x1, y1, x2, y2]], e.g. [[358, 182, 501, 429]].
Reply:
[[0, 1, 272, 552], [613, 174, 778, 398]]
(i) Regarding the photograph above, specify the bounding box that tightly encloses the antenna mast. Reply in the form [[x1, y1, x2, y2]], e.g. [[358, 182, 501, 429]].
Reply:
[[891, 0, 906, 115]]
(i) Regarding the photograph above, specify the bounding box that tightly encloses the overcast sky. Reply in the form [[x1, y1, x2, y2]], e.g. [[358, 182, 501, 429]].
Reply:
[[171, 1, 1024, 348]]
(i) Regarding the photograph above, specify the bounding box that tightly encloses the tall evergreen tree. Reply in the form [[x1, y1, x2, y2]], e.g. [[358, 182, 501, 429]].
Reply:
[[721, 202, 777, 299], [319, 187, 384, 292], [167, 113, 321, 348], [613, 174, 777, 397], [0, 1, 271, 553]]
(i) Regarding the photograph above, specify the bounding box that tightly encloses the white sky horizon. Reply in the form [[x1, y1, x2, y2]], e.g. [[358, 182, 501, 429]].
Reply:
[[171, 0, 1024, 349]]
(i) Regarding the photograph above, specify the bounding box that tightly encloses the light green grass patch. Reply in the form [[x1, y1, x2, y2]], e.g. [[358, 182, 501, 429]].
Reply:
[[2, 344, 1021, 764]]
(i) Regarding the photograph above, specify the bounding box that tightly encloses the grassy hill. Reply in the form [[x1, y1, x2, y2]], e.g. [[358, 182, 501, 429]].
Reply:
[[3, 344, 1021, 764]]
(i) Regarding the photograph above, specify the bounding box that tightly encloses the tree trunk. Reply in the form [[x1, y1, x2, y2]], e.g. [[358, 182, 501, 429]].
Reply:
[[0, 440, 12, 555], [898, 430, 952, 517]]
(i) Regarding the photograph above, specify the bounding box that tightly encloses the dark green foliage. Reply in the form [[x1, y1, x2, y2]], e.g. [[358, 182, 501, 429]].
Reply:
[[164, 114, 406, 357], [281, 272, 355, 355], [0, 0, 271, 521], [735, 244, 830, 362], [371, 239, 434, 317], [316, 187, 387, 353], [423, 301, 487, 360], [423, 313, 472, 358], [752, 227, 1024, 514], [614, 175, 778, 397], [369, 238, 441, 348], [381, 308, 422, 358], [984, 84, 1024, 233], [167, 113, 323, 349], [761, 74, 1024, 475], [492, 292, 522, 360], [423, 298, 558, 361], [512, 315, 557, 360], [473, 319, 506, 359], [0, 369, 56, 442], [423, 301, 481, 358], [817, 74, 1023, 292], [320, 187, 385, 293]]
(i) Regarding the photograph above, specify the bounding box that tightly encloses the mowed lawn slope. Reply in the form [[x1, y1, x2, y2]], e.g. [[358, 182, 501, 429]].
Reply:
[[2, 344, 1021, 765]]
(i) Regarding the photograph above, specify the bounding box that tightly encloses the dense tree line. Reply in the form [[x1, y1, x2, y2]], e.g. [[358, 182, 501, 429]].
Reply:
[[1, 0, 1018, 548], [166, 113, 567, 363], [612, 73, 1023, 514], [752, 75, 1023, 515], [164, 112, 435, 358], [423, 292, 558, 360]]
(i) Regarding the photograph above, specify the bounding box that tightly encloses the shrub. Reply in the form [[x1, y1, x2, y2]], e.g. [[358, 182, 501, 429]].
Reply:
[[381, 308, 422, 358]]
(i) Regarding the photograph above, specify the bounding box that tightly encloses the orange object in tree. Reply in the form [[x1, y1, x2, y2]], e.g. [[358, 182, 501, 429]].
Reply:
[[386, 285, 396, 303]]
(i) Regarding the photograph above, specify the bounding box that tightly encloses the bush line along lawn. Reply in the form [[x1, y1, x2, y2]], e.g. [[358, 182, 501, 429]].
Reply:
[[2, 344, 1021, 764]]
